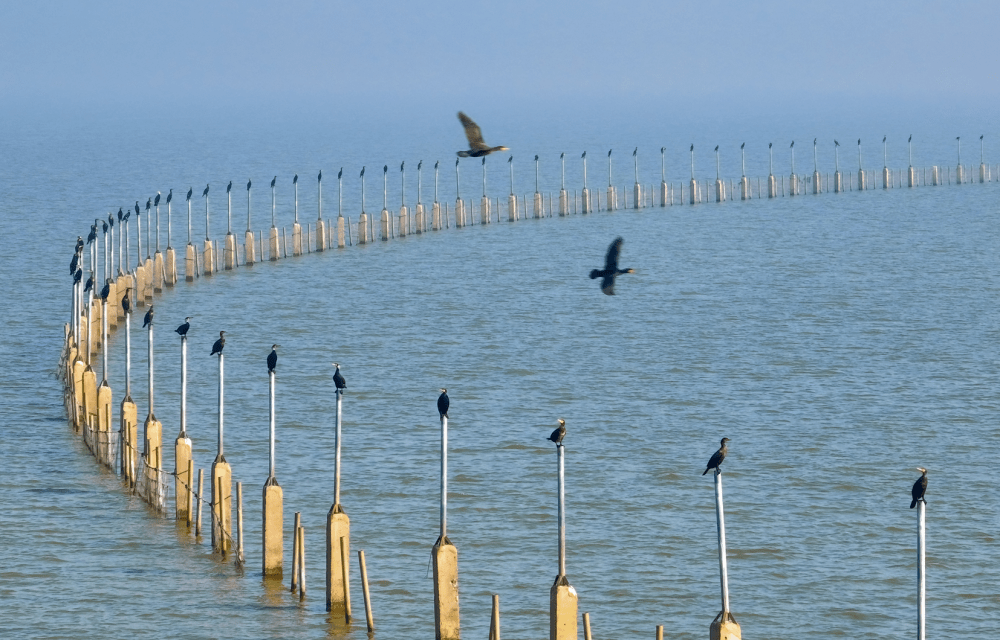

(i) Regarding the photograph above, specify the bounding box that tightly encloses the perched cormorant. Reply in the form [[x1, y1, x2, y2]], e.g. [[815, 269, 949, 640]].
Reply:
[[84, 274, 94, 293], [437, 388, 450, 418], [456, 112, 508, 158], [146, 197, 151, 212], [702, 437, 730, 475], [332, 363, 346, 390], [73, 268, 82, 284], [70, 251, 80, 275], [186, 187, 193, 201], [154, 192, 161, 207], [910, 467, 928, 509], [102, 220, 108, 234], [135, 201, 140, 217], [210, 331, 226, 356], [166, 189, 173, 205], [227, 180, 232, 194], [142, 305, 154, 328], [203, 184, 210, 197], [270, 176, 276, 189], [267, 344, 279, 373], [548, 419, 567, 445], [246, 179, 251, 191], [175, 317, 191, 336], [87, 225, 97, 244], [99, 279, 111, 301], [589, 237, 634, 295], [121, 287, 131, 315], [75, 236, 84, 252]]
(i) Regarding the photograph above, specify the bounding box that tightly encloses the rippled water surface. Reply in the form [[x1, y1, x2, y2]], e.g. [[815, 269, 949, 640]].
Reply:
[[2, 109, 999, 639]]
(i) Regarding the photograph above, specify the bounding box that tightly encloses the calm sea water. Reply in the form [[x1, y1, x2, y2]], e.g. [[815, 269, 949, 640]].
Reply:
[[2, 105, 999, 639]]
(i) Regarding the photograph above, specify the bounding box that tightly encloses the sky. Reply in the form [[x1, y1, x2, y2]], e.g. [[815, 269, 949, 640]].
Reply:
[[2, 0, 998, 121]]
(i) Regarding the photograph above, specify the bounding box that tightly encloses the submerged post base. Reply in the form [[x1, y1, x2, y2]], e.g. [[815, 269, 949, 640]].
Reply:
[[549, 575, 578, 640], [710, 612, 741, 640], [325, 504, 351, 616], [432, 536, 460, 640]]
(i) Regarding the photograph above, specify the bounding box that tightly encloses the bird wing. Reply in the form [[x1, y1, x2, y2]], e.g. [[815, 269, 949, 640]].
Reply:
[[458, 112, 489, 151], [603, 237, 623, 272], [600, 276, 616, 296]]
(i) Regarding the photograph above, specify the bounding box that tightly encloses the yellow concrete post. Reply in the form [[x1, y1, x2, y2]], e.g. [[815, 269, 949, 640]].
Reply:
[[83, 366, 98, 429], [326, 506, 351, 616], [316, 218, 327, 251], [165, 247, 177, 285], [549, 577, 578, 640], [244, 230, 256, 265], [203, 240, 214, 275], [269, 227, 279, 261], [432, 538, 460, 640], [145, 416, 162, 470], [358, 214, 368, 245], [72, 359, 86, 431], [97, 382, 112, 464], [399, 205, 409, 237], [262, 480, 283, 576], [106, 280, 118, 330], [185, 244, 197, 281], [212, 458, 232, 552], [432, 202, 441, 230], [224, 233, 237, 270], [153, 252, 165, 292], [142, 257, 153, 303], [380, 209, 390, 240], [336, 218, 345, 248], [175, 435, 192, 520], [120, 398, 138, 484], [710, 614, 741, 640], [292, 222, 303, 254], [415, 203, 425, 233]]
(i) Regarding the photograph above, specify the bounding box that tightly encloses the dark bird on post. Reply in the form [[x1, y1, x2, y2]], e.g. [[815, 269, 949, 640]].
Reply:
[[154, 192, 161, 207], [548, 419, 567, 445], [227, 181, 232, 194], [267, 344, 279, 373], [108, 213, 114, 228], [102, 221, 108, 234], [293, 174, 298, 184], [245, 179, 251, 191], [88, 225, 97, 244], [117, 208, 123, 223], [835, 140, 840, 147], [702, 437, 730, 475], [203, 184, 210, 198], [456, 112, 508, 158], [910, 467, 928, 508], [99, 279, 111, 301], [589, 236, 634, 296], [210, 331, 226, 356], [135, 201, 140, 217], [582, 151, 586, 159], [73, 268, 82, 284], [70, 251, 79, 275], [142, 305, 154, 328], [270, 176, 276, 189], [121, 287, 131, 315], [175, 317, 191, 336], [146, 198, 151, 212], [186, 187, 193, 201], [84, 274, 94, 293], [166, 189, 172, 204], [318, 170, 323, 182], [332, 363, 346, 390], [437, 388, 450, 418]]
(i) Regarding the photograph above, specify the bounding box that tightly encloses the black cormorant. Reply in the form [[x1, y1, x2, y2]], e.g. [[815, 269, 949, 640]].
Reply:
[[76, 236, 84, 252], [154, 192, 161, 207], [99, 279, 111, 301], [270, 176, 276, 189], [589, 237, 634, 295], [267, 344, 279, 373], [84, 274, 94, 293], [227, 180, 232, 194], [87, 225, 97, 244], [203, 184, 210, 197], [73, 268, 82, 284], [910, 467, 928, 509], [456, 112, 508, 158], [70, 251, 80, 275], [166, 189, 173, 205], [332, 363, 346, 390], [211, 331, 226, 356], [121, 287, 131, 315], [143, 305, 154, 328], [135, 201, 140, 217], [246, 179, 251, 192], [702, 437, 730, 475], [146, 198, 151, 212], [186, 187, 193, 201], [175, 317, 191, 336], [548, 419, 567, 445], [437, 388, 450, 418]]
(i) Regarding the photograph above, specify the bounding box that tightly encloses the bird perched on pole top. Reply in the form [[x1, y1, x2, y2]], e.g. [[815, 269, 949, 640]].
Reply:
[[142, 305, 154, 329], [267, 344, 279, 373], [548, 419, 567, 445], [910, 467, 928, 508], [245, 179, 251, 192], [73, 268, 82, 284], [456, 112, 508, 158], [293, 174, 298, 184], [270, 176, 276, 189], [702, 437, 730, 475], [227, 180, 232, 194], [166, 189, 172, 205], [154, 192, 161, 207], [175, 317, 191, 336], [121, 288, 132, 316], [134, 201, 140, 217], [437, 388, 450, 418], [332, 363, 346, 391], [99, 279, 111, 301], [203, 184, 209, 198], [84, 274, 94, 293], [210, 331, 226, 356], [186, 187, 193, 201]]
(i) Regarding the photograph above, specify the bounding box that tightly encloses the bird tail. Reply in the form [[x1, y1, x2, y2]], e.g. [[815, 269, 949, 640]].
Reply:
[[702, 468, 709, 476], [910, 499, 917, 509], [589, 269, 600, 279], [456, 151, 469, 158]]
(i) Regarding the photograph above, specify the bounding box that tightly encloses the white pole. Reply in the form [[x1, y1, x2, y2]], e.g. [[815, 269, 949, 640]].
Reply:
[[148, 320, 154, 416], [557, 443, 566, 576], [441, 414, 448, 537], [218, 352, 224, 458], [918, 500, 926, 640], [102, 298, 108, 383], [269, 369, 276, 478], [335, 388, 343, 505], [125, 312, 130, 395], [180, 335, 186, 436], [714, 468, 730, 614]]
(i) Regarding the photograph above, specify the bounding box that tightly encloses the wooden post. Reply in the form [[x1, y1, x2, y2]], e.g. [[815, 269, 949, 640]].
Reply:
[[359, 550, 374, 633], [298, 525, 306, 600], [196, 468, 204, 536], [291, 511, 301, 593]]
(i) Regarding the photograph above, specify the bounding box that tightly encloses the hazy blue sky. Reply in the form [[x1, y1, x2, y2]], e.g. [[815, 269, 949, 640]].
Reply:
[[2, 0, 998, 119]]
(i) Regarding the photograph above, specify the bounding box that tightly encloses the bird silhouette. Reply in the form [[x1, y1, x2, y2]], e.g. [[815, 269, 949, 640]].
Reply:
[[154, 192, 161, 207], [203, 184, 209, 198], [121, 288, 131, 316], [589, 237, 634, 295], [267, 345, 279, 373], [548, 419, 567, 445], [175, 317, 191, 336], [437, 388, 450, 418], [332, 363, 346, 390], [456, 112, 508, 158], [910, 467, 928, 508], [702, 437, 730, 475], [142, 305, 154, 328], [210, 331, 226, 356]]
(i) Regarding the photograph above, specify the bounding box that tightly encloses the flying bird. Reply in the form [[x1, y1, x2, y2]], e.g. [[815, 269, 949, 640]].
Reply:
[[332, 363, 346, 390], [437, 388, 450, 418], [175, 317, 191, 336], [910, 467, 928, 509], [142, 305, 154, 328], [267, 344, 279, 373], [548, 419, 567, 445], [456, 112, 508, 158], [589, 237, 634, 295], [210, 331, 226, 356], [702, 437, 730, 475]]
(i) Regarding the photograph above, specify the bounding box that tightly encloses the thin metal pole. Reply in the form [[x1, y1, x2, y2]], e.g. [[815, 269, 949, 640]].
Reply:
[[490, 594, 500, 640], [227, 189, 232, 234], [205, 189, 210, 241], [509, 156, 514, 195], [359, 549, 374, 632], [186, 197, 192, 245], [269, 369, 276, 479], [218, 352, 224, 458], [271, 182, 276, 228], [167, 200, 172, 248], [482, 157, 486, 197], [295, 177, 300, 223], [102, 298, 108, 383], [180, 335, 186, 436], [335, 388, 342, 505], [561, 152, 566, 189], [155, 202, 161, 252], [714, 468, 730, 614], [318, 170, 323, 221], [247, 182, 252, 232], [534, 155, 539, 193], [147, 319, 154, 417], [441, 414, 448, 537], [557, 442, 566, 576], [917, 500, 926, 640]]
